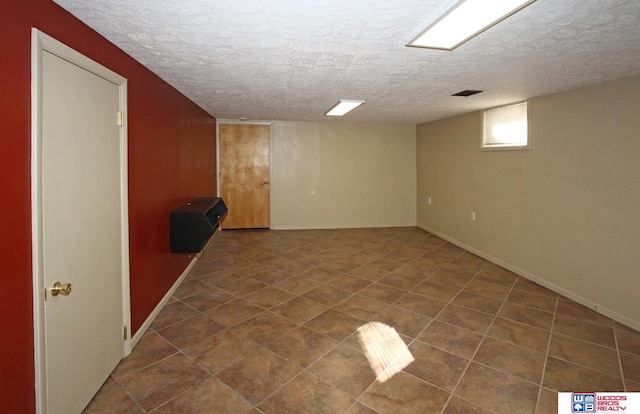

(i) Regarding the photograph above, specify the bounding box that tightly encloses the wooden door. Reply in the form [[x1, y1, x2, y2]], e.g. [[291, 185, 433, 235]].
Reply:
[[35, 33, 128, 414], [219, 124, 270, 229]]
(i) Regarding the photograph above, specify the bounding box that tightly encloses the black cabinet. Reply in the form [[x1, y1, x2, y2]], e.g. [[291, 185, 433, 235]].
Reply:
[[170, 197, 228, 254]]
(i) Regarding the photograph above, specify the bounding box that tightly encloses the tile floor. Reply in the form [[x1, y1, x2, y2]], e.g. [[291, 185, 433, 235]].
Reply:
[[84, 227, 640, 413]]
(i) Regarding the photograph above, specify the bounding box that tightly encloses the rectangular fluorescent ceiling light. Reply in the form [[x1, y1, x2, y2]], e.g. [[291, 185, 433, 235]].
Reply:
[[407, 0, 536, 50], [325, 100, 364, 116]]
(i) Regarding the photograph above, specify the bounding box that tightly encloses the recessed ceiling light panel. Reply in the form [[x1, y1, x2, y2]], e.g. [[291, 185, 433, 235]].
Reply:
[[407, 0, 537, 50], [325, 100, 365, 116]]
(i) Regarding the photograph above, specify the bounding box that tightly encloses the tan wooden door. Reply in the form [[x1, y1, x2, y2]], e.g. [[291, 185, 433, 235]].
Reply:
[[219, 124, 270, 228]]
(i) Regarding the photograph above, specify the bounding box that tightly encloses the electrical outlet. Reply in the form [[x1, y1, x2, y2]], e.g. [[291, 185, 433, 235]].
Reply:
[[471, 212, 476, 221]]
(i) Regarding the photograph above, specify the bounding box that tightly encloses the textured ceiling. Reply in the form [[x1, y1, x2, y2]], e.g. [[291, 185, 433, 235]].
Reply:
[[52, 0, 640, 124]]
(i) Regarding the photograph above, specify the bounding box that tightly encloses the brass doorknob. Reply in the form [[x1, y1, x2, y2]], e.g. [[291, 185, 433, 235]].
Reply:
[[51, 281, 72, 297]]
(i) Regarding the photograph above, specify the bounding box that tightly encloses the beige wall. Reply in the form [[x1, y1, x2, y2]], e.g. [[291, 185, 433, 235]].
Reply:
[[271, 121, 416, 229], [417, 75, 640, 329]]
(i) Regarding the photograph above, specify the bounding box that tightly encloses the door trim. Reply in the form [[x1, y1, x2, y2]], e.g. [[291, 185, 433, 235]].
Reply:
[[30, 29, 131, 414]]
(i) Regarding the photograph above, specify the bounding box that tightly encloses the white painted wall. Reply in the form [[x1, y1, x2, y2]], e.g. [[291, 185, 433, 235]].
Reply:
[[270, 121, 416, 229], [416, 75, 640, 329]]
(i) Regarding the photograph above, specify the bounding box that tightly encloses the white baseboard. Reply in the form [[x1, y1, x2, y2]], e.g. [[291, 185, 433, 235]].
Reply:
[[417, 224, 640, 332], [130, 256, 199, 349]]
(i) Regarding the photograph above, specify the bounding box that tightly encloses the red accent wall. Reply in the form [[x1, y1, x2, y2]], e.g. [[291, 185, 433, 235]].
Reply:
[[0, 1, 217, 412]]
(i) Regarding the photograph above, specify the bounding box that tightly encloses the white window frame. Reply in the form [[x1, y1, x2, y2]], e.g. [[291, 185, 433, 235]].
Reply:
[[481, 100, 530, 151]]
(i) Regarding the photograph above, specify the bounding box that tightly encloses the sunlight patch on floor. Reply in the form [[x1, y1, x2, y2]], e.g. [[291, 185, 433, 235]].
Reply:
[[357, 322, 414, 383]]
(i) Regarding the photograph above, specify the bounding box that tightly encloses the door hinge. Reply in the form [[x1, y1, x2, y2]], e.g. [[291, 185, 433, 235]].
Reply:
[[123, 326, 128, 340], [117, 111, 125, 126]]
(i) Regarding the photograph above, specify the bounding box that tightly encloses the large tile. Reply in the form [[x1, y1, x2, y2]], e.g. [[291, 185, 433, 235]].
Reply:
[[436, 304, 495, 334], [411, 255, 448, 269], [405, 341, 469, 391], [556, 297, 613, 327], [473, 337, 546, 383], [242, 286, 295, 309], [173, 279, 213, 300], [366, 258, 406, 272], [276, 257, 316, 283], [487, 317, 550, 354], [204, 299, 264, 327], [498, 302, 554, 331], [266, 326, 339, 368], [112, 332, 177, 379], [412, 280, 461, 302], [462, 279, 510, 301], [157, 315, 226, 350], [185, 330, 262, 374], [443, 396, 495, 414], [417, 320, 483, 359], [302, 284, 352, 306], [330, 274, 373, 293], [317, 257, 362, 273], [439, 261, 480, 279], [616, 323, 640, 356], [271, 296, 328, 324], [626, 380, 640, 392], [151, 376, 255, 414], [307, 343, 376, 398], [150, 301, 199, 330], [258, 371, 353, 414], [348, 264, 391, 282], [302, 267, 342, 283], [394, 292, 448, 317], [187, 261, 225, 279], [180, 287, 236, 312], [217, 276, 269, 296], [303, 309, 364, 342], [427, 271, 471, 289], [543, 357, 623, 392], [451, 291, 503, 315], [360, 371, 450, 414], [552, 314, 616, 348], [620, 351, 640, 383], [333, 294, 388, 321], [512, 278, 558, 298], [251, 268, 295, 284], [229, 311, 298, 345], [381, 264, 432, 289], [216, 348, 301, 404], [456, 363, 538, 414], [374, 305, 432, 338], [536, 387, 559, 414], [346, 402, 380, 414], [358, 282, 406, 304], [548, 334, 621, 377], [83, 376, 142, 414], [506, 289, 557, 313], [274, 275, 322, 295], [474, 269, 518, 288], [198, 269, 241, 287], [117, 354, 208, 411]]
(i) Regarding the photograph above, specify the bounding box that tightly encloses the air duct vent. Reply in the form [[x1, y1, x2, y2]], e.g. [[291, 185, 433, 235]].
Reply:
[[452, 89, 483, 97]]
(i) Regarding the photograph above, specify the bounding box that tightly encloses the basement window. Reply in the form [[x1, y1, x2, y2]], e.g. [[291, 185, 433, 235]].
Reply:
[[482, 101, 529, 150]]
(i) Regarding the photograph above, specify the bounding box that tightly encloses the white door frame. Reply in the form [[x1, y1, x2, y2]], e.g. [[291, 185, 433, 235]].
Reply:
[[30, 29, 131, 414]]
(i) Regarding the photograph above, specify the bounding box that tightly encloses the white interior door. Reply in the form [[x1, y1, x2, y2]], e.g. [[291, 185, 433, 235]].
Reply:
[[32, 30, 130, 414]]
